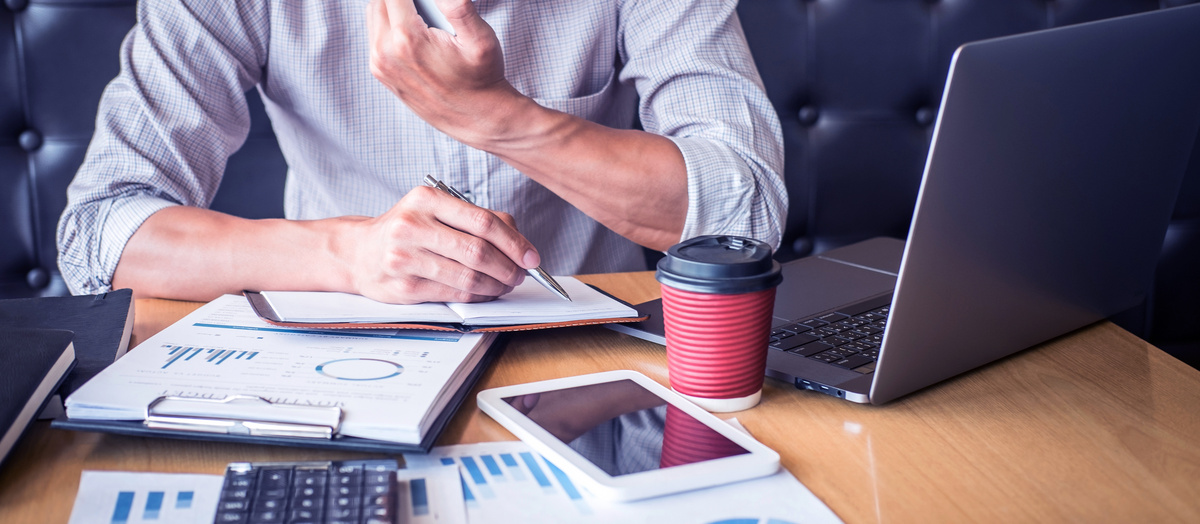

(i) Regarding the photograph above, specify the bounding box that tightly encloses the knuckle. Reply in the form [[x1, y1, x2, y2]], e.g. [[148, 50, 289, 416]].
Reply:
[[466, 208, 498, 234], [456, 270, 487, 293], [381, 250, 408, 274], [459, 237, 488, 266]]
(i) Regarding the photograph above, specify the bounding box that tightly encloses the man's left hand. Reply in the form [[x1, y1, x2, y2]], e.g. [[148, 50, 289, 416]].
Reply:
[[366, 0, 525, 146]]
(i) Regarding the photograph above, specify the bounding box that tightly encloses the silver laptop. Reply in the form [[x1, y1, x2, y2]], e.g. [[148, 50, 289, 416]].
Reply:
[[608, 5, 1200, 404]]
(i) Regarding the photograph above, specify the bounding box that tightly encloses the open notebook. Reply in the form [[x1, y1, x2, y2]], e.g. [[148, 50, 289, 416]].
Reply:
[[246, 277, 645, 333]]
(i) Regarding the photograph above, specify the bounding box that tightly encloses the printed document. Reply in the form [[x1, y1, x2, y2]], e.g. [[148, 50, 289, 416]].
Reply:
[[65, 295, 495, 444], [404, 440, 844, 524], [68, 470, 224, 524]]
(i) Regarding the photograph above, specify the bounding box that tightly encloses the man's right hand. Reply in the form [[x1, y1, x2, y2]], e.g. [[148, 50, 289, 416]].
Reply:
[[347, 184, 538, 304]]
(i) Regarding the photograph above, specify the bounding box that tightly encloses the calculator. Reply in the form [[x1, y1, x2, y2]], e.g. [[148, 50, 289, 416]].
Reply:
[[214, 459, 399, 524]]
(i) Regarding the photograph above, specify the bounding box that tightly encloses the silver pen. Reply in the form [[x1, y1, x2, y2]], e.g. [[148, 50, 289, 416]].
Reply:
[[423, 175, 572, 301]]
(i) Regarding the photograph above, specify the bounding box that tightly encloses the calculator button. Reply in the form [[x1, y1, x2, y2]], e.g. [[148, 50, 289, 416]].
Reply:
[[294, 471, 327, 486], [364, 472, 391, 485], [215, 512, 248, 523], [331, 485, 362, 498], [292, 495, 322, 509], [289, 509, 320, 521], [327, 507, 361, 520], [334, 474, 361, 487], [225, 477, 254, 489], [221, 489, 251, 501], [335, 463, 365, 474], [249, 509, 283, 523], [254, 498, 285, 511], [218, 500, 249, 512], [293, 486, 321, 498]]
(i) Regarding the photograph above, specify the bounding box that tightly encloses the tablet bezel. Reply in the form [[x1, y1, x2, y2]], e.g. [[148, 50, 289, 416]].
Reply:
[[476, 369, 781, 501]]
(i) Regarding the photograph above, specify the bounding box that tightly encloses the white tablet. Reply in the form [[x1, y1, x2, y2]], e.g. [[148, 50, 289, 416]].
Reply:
[[476, 370, 780, 501]]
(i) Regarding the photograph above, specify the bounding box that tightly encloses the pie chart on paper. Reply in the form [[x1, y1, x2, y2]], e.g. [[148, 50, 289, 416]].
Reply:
[[315, 358, 404, 381]]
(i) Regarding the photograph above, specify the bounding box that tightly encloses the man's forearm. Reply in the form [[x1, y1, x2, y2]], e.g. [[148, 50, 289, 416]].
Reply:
[[112, 206, 360, 301], [468, 95, 689, 252]]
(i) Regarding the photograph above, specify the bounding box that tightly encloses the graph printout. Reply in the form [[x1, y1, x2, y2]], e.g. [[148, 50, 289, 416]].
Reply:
[[64, 294, 494, 444], [405, 441, 844, 524], [392, 463, 468, 523], [67, 471, 223, 524]]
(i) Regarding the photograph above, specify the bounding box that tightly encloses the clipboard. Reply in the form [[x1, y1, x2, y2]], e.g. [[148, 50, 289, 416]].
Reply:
[[51, 334, 506, 454], [243, 284, 649, 333]]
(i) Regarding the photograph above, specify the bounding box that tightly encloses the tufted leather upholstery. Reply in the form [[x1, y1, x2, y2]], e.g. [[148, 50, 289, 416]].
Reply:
[[2, 1, 1197, 362], [1, 0, 285, 299]]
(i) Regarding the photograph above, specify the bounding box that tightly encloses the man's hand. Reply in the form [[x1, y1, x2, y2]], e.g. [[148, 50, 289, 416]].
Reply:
[[348, 185, 538, 304], [366, 0, 525, 146]]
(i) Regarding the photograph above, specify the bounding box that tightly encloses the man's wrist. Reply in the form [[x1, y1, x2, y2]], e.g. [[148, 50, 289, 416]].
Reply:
[[319, 216, 371, 294], [459, 89, 564, 154]]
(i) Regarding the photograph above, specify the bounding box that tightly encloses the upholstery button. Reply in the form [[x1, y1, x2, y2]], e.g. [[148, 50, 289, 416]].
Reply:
[[5, 0, 29, 12], [19, 129, 42, 151], [915, 106, 936, 126], [798, 105, 820, 126], [26, 267, 49, 290]]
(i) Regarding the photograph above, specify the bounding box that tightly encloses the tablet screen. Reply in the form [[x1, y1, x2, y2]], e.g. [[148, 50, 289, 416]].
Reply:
[[502, 379, 750, 477]]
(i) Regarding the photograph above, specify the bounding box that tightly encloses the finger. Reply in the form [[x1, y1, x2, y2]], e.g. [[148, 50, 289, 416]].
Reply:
[[421, 221, 528, 288], [381, 0, 424, 33], [435, 0, 491, 42], [366, 0, 388, 47], [419, 187, 541, 270], [492, 210, 519, 232]]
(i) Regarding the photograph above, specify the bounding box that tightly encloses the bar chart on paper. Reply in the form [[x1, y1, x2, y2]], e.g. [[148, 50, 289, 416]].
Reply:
[[405, 441, 594, 523], [404, 441, 845, 524], [68, 471, 223, 524], [160, 344, 259, 369]]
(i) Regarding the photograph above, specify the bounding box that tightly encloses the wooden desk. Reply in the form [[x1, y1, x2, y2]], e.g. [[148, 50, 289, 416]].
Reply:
[[3, 272, 1199, 523]]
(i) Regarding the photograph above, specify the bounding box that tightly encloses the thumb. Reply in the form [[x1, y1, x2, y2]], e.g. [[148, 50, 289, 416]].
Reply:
[[435, 0, 492, 42]]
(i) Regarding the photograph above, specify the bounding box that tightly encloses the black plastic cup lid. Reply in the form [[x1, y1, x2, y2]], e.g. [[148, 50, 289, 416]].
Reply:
[[655, 235, 783, 294]]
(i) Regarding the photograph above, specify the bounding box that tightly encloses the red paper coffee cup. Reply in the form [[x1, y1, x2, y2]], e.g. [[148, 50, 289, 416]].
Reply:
[[656, 235, 782, 412]]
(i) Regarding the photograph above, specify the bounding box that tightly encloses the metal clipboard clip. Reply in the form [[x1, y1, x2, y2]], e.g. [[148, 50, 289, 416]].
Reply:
[[145, 395, 343, 439]]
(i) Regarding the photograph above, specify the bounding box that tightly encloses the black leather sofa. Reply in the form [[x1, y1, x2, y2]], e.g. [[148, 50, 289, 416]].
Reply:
[[3, 0, 1197, 365]]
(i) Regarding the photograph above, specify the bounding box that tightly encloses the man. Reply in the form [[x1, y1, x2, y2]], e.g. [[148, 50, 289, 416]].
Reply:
[[57, 0, 786, 304]]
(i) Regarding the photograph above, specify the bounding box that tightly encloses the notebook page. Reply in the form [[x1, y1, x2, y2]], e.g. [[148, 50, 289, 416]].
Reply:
[[261, 291, 464, 323], [447, 277, 638, 325]]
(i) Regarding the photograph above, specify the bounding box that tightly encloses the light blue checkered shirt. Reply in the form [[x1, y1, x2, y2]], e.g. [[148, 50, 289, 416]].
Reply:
[[57, 0, 786, 295]]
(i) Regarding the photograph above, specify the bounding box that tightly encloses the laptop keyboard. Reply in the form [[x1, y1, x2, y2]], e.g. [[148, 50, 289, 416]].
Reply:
[[769, 294, 892, 374]]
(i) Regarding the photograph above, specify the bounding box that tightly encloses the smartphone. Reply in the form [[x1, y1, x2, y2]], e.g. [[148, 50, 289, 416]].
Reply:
[[413, 0, 455, 35], [476, 370, 780, 501]]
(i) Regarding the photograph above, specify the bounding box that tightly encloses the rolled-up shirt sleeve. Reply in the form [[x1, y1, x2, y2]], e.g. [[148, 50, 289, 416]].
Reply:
[[619, 0, 787, 250], [56, 1, 269, 295]]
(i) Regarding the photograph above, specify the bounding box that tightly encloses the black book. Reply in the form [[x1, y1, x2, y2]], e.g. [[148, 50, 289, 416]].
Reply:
[[0, 289, 134, 402], [0, 329, 75, 466]]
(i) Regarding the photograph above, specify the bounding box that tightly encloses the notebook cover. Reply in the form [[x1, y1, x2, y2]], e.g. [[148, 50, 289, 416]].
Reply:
[[0, 289, 134, 399], [243, 286, 647, 333], [51, 334, 507, 454], [1, 329, 76, 466]]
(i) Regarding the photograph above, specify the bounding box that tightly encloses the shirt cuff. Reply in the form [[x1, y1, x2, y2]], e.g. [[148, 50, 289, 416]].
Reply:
[[95, 194, 178, 292], [669, 136, 784, 250]]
